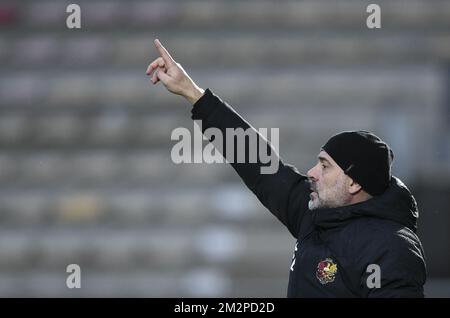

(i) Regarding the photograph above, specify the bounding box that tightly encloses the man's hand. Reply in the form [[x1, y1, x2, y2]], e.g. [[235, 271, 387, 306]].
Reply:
[[146, 39, 205, 105]]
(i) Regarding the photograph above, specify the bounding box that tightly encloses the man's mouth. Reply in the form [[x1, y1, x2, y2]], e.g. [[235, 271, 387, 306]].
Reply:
[[309, 181, 317, 196]]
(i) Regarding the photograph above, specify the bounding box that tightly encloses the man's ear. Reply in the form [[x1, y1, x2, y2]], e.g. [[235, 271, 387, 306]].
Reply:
[[348, 177, 362, 195]]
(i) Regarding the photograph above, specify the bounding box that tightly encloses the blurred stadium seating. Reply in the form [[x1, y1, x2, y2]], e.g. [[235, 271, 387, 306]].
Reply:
[[0, 0, 449, 297]]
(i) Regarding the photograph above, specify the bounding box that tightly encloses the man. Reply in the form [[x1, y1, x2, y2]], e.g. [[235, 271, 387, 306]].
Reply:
[[146, 39, 427, 297]]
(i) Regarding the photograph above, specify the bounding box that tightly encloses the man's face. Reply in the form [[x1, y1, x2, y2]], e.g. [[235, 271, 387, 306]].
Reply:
[[307, 150, 352, 210]]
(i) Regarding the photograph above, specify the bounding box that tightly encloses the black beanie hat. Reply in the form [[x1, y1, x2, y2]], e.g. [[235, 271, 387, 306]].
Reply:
[[322, 130, 394, 196]]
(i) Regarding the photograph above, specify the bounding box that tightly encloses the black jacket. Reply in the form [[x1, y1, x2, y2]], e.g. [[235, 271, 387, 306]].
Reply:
[[191, 89, 427, 298]]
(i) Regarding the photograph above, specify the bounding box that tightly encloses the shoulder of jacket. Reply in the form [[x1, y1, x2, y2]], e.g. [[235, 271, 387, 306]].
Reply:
[[343, 217, 420, 253], [339, 218, 426, 288]]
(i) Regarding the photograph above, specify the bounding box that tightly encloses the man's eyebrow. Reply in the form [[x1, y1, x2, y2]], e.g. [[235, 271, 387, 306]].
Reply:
[[318, 156, 332, 165]]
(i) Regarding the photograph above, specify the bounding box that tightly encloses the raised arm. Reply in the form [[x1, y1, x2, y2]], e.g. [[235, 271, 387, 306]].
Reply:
[[146, 39, 312, 237]]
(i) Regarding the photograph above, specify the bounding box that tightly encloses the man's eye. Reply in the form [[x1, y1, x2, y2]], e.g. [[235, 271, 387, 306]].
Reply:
[[321, 164, 327, 169]]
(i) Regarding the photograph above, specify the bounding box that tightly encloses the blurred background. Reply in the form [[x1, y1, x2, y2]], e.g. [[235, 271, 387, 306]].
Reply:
[[0, 0, 449, 297]]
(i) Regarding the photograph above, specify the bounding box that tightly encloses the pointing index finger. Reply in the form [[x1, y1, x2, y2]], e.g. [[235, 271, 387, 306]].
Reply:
[[154, 39, 175, 65]]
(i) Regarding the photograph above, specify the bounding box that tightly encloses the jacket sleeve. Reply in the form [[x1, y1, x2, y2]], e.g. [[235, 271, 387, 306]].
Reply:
[[191, 88, 311, 238]]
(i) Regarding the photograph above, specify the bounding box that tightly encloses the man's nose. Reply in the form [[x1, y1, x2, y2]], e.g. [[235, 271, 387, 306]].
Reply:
[[307, 164, 318, 181]]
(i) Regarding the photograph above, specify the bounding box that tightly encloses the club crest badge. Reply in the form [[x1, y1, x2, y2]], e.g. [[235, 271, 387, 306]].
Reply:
[[316, 258, 338, 285]]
